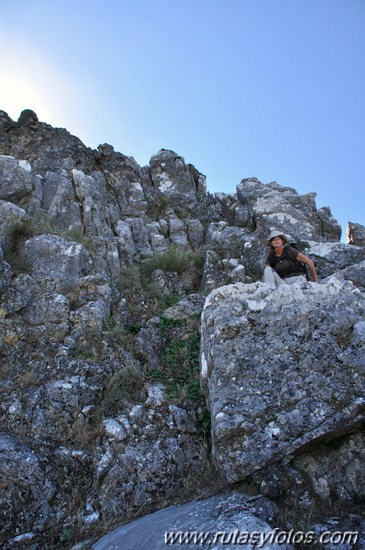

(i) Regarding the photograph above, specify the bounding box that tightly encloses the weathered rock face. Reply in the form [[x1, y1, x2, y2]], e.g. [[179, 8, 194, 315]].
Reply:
[[149, 148, 206, 198], [347, 221, 365, 246], [235, 177, 342, 241], [307, 241, 365, 277], [0, 109, 96, 175], [97, 384, 208, 522], [0, 109, 364, 547], [0, 430, 57, 543], [200, 277, 365, 499], [93, 491, 289, 550]]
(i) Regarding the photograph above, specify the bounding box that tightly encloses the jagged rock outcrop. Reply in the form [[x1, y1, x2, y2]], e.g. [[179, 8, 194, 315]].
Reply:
[[235, 177, 342, 241], [347, 221, 365, 246], [0, 109, 364, 547], [307, 241, 365, 277], [149, 148, 206, 198]]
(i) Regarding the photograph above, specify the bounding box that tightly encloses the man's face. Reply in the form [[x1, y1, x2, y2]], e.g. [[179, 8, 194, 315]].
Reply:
[[271, 236, 284, 246]]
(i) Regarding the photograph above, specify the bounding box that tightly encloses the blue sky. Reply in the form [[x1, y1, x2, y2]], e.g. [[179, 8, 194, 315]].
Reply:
[[1, 0, 364, 239]]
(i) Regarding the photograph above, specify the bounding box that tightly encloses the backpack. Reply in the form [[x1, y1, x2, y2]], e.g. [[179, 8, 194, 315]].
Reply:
[[268, 242, 309, 281], [285, 242, 309, 281]]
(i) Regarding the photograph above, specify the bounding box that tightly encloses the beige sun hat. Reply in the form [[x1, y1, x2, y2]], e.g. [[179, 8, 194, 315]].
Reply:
[[267, 229, 287, 244]]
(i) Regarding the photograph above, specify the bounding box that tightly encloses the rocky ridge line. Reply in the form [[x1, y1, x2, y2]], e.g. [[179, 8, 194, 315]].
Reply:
[[0, 109, 364, 548]]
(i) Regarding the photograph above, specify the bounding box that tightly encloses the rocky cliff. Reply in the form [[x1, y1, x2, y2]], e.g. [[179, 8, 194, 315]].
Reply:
[[0, 109, 364, 548]]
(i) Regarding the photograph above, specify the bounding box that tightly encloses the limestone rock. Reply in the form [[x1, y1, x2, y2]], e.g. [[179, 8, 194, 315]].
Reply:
[[339, 260, 365, 291], [306, 241, 365, 279], [0, 430, 55, 541], [0, 246, 12, 294], [347, 221, 365, 246], [96, 397, 207, 522], [133, 317, 164, 371], [41, 171, 82, 231], [21, 234, 90, 291], [93, 491, 290, 550], [96, 143, 148, 216], [0, 155, 33, 201], [0, 109, 364, 546], [150, 149, 206, 198], [0, 200, 30, 249], [200, 278, 365, 483], [236, 177, 340, 241], [0, 110, 96, 174]]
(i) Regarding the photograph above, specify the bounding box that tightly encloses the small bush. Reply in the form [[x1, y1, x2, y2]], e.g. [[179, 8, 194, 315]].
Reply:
[[3, 219, 36, 273], [141, 245, 196, 276], [65, 226, 94, 250], [71, 327, 105, 361], [103, 365, 145, 415], [156, 323, 204, 404], [6, 219, 36, 244], [146, 193, 170, 220]]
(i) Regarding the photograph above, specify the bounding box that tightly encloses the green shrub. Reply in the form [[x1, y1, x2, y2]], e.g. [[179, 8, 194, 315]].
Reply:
[[3, 219, 36, 273], [6, 218, 36, 244], [141, 245, 196, 276], [71, 327, 105, 361], [64, 226, 94, 250], [157, 327, 204, 404], [103, 365, 145, 415]]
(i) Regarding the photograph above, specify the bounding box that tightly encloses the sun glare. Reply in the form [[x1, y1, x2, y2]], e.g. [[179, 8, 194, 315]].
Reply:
[[1, 29, 94, 132], [0, 72, 57, 123], [1, 28, 108, 150]]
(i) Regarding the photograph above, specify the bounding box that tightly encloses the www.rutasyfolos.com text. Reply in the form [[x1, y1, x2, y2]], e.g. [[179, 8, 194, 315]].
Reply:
[[164, 527, 360, 546]]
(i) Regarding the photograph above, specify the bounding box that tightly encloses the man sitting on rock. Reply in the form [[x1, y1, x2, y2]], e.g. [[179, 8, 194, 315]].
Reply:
[[263, 230, 318, 286]]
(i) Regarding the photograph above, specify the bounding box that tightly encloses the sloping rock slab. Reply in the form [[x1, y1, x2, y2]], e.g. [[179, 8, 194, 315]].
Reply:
[[200, 278, 365, 483], [93, 492, 291, 549]]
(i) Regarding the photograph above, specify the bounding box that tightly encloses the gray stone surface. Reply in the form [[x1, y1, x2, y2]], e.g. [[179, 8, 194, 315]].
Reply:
[[0, 108, 363, 547], [93, 492, 291, 550], [347, 221, 365, 246], [236, 177, 341, 241], [0, 431, 55, 538], [200, 277, 365, 483], [150, 149, 206, 198], [96, 386, 207, 522], [21, 233, 90, 291]]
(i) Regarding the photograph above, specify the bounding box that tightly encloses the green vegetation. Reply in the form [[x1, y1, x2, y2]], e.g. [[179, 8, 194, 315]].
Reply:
[[146, 193, 170, 220], [150, 314, 202, 403], [102, 365, 145, 415], [150, 313, 210, 432], [3, 218, 35, 273], [64, 225, 94, 251], [141, 244, 197, 276], [116, 250, 203, 326]]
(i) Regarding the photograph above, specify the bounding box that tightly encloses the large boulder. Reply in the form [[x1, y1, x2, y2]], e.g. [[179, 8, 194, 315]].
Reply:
[[95, 143, 148, 216], [200, 277, 365, 484], [0, 154, 42, 214], [41, 171, 82, 232], [93, 491, 290, 550], [306, 241, 365, 279]]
